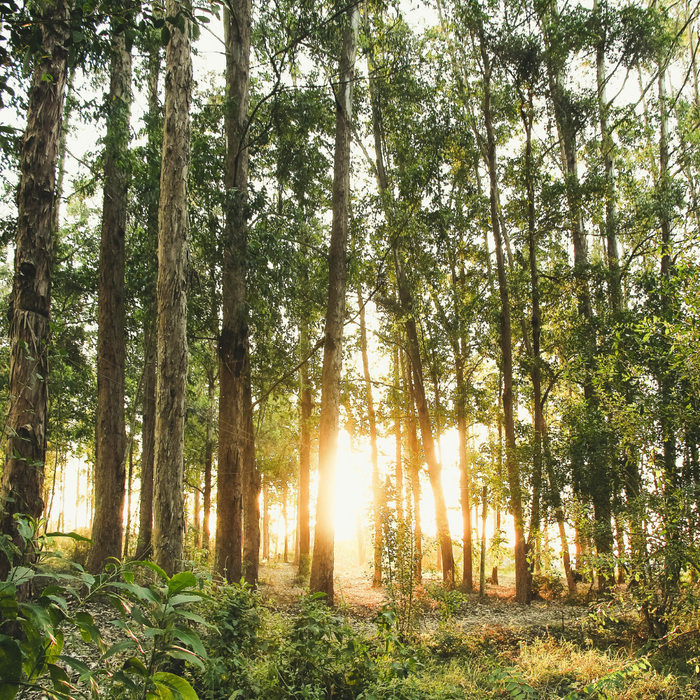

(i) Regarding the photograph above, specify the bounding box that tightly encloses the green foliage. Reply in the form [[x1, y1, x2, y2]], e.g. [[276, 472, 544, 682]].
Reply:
[[0, 513, 207, 700]]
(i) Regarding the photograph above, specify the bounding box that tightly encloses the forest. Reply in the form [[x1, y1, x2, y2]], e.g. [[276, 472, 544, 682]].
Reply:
[[1, 0, 700, 697]]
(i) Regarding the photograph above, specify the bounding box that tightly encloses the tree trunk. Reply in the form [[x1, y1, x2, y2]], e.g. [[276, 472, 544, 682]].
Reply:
[[89, 27, 132, 574], [359, 289, 382, 586], [298, 319, 312, 573], [477, 26, 529, 603], [480, 485, 487, 596], [456, 351, 473, 592], [242, 381, 260, 586], [216, 0, 253, 584], [309, 2, 360, 604], [123, 447, 134, 558], [0, 0, 70, 577], [203, 362, 215, 553], [283, 481, 289, 563], [134, 39, 160, 563], [405, 353, 422, 583], [521, 92, 543, 574], [135, 333, 156, 560], [394, 250, 455, 587], [152, 0, 191, 576], [263, 477, 270, 560]]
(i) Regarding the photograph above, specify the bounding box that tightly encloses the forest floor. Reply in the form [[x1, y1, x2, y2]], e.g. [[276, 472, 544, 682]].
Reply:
[[257, 556, 591, 637]]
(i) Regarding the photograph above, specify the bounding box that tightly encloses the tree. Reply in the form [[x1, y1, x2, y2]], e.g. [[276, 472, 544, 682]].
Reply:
[[216, 0, 254, 585], [310, 1, 360, 603], [88, 21, 133, 574], [152, 2, 192, 576], [0, 0, 71, 577]]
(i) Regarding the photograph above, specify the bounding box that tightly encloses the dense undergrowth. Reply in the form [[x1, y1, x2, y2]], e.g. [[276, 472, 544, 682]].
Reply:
[[2, 516, 700, 700]]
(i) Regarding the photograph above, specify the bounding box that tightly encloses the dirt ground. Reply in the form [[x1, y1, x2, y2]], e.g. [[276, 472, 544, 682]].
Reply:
[[257, 558, 589, 635]]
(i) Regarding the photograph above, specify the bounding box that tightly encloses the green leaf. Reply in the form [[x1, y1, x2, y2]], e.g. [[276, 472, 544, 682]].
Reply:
[[167, 646, 205, 670], [151, 671, 199, 700], [167, 572, 197, 596], [101, 639, 138, 660], [168, 593, 203, 607], [136, 560, 169, 582], [176, 610, 212, 627], [46, 532, 93, 543], [0, 635, 21, 700], [172, 626, 206, 658], [122, 656, 148, 677], [160, 25, 171, 46]]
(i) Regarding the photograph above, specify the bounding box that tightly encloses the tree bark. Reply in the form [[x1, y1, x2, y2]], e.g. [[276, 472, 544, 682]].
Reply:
[[135, 333, 156, 560], [0, 0, 70, 576], [405, 352, 422, 583], [359, 289, 382, 586], [456, 351, 473, 591], [298, 319, 312, 574], [476, 25, 529, 603], [309, 2, 360, 603], [153, 0, 192, 576], [242, 380, 260, 585], [88, 27, 132, 574], [203, 361, 215, 553], [216, 0, 253, 584], [134, 39, 161, 563]]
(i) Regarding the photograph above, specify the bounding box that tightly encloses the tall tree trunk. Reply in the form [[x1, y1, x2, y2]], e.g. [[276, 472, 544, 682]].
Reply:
[[542, 0, 611, 590], [456, 350, 473, 591], [298, 320, 312, 574], [309, 2, 360, 604], [194, 484, 201, 549], [480, 485, 487, 596], [394, 251, 455, 587], [263, 477, 270, 560], [359, 289, 382, 586], [152, 0, 192, 576], [242, 382, 260, 586], [135, 333, 156, 560], [89, 27, 132, 574], [393, 343, 405, 567], [283, 481, 289, 563], [521, 92, 543, 571], [216, 0, 252, 584], [134, 39, 160, 563], [124, 447, 134, 558], [477, 25, 529, 603], [0, 0, 70, 576], [203, 362, 215, 553], [405, 353, 422, 583]]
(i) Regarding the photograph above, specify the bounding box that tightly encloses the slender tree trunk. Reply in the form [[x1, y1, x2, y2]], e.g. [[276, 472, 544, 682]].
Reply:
[[242, 382, 260, 585], [134, 39, 160, 563], [135, 333, 156, 560], [262, 476, 269, 560], [456, 351, 473, 591], [480, 485, 487, 596], [0, 0, 70, 576], [89, 27, 132, 574], [394, 250, 455, 587], [283, 481, 289, 563], [359, 289, 383, 586], [123, 447, 134, 558], [217, 0, 253, 584], [298, 320, 312, 574], [194, 484, 201, 548], [521, 93, 543, 573], [309, 2, 360, 604], [203, 364, 215, 553], [477, 26, 529, 603], [153, 0, 191, 576], [405, 354, 423, 583]]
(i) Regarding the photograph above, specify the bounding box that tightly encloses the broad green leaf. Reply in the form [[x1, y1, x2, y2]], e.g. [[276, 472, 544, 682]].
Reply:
[[172, 626, 206, 658], [151, 671, 199, 700], [135, 560, 169, 582], [167, 572, 197, 596], [101, 638, 138, 660]]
